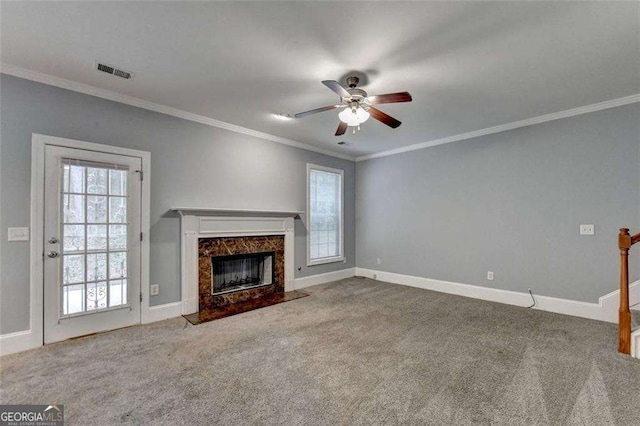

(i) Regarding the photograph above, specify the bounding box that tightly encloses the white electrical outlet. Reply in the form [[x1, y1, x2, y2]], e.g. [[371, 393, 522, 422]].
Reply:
[[376, 258, 381, 265], [487, 271, 494, 281], [150, 284, 160, 296], [8, 227, 29, 242], [373, 273, 378, 280], [580, 224, 595, 235]]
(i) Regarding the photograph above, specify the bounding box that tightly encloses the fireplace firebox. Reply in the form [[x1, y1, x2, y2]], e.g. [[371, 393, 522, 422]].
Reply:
[[211, 251, 275, 295]]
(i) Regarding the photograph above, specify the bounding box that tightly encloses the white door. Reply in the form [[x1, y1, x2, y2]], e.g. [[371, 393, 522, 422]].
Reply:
[[43, 145, 142, 343]]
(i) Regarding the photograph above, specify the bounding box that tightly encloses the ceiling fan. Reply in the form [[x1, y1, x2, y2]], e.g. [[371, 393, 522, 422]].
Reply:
[[294, 76, 412, 136]]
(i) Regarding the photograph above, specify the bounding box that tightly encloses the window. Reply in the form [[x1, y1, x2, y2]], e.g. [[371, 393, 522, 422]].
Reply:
[[307, 164, 344, 266]]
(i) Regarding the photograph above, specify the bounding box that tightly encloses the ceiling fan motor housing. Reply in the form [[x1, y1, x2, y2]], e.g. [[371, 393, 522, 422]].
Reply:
[[344, 88, 369, 109]]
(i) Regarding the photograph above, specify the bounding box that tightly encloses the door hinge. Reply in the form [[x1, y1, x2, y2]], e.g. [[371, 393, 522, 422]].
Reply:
[[140, 232, 143, 242], [140, 293, 143, 303], [135, 170, 144, 181]]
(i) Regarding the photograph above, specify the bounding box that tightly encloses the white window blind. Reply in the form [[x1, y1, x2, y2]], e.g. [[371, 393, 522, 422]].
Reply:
[[308, 164, 343, 265]]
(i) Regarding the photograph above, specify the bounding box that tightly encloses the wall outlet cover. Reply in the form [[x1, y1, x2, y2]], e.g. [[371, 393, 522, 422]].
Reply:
[[8, 227, 29, 242], [150, 284, 160, 296], [487, 271, 494, 280], [580, 224, 595, 235]]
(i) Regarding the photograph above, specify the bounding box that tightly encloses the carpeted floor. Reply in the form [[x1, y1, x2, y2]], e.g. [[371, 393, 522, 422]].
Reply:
[[1, 278, 639, 425]]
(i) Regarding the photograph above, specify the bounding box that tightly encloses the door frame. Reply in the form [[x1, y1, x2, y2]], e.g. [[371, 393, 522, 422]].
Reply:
[[30, 133, 151, 346]]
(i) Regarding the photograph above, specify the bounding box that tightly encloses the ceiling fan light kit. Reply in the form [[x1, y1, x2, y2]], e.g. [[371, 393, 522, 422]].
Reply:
[[294, 75, 412, 137], [338, 105, 369, 125]]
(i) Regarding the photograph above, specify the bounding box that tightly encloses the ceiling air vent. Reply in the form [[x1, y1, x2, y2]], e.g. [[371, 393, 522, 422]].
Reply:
[[96, 63, 133, 80]]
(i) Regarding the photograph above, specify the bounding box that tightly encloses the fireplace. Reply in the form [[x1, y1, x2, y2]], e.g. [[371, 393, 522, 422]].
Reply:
[[198, 235, 285, 308], [212, 251, 275, 295], [173, 208, 300, 315]]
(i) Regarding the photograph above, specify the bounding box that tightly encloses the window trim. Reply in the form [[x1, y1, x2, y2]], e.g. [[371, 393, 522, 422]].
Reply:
[[306, 163, 345, 267]]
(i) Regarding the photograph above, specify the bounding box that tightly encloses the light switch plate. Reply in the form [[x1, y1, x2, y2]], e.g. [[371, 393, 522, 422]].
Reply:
[[580, 224, 595, 235], [8, 227, 29, 241], [150, 284, 160, 296]]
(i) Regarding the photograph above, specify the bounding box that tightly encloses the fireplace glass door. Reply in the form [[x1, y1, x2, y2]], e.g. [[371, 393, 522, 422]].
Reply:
[[211, 252, 275, 295]]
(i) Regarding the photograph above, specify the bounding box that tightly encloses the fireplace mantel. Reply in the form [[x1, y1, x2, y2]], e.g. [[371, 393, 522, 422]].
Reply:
[[171, 207, 303, 218], [176, 207, 298, 315]]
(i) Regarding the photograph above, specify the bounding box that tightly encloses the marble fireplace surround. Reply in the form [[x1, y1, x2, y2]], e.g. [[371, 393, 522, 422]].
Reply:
[[199, 235, 284, 309], [173, 208, 302, 315]]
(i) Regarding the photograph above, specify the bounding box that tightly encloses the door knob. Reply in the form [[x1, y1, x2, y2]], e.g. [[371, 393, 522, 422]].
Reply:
[[48, 237, 59, 244], [47, 251, 59, 258]]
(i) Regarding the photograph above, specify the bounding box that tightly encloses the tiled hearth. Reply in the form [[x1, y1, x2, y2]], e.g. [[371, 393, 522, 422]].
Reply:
[[198, 235, 285, 309]]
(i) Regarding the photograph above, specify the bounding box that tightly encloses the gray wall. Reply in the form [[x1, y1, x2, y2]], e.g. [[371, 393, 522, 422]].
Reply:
[[0, 74, 355, 334], [357, 103, 640, 303]]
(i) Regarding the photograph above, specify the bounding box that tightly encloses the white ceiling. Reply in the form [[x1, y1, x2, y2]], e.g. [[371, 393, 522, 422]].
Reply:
[[2, 1, 639, 158]]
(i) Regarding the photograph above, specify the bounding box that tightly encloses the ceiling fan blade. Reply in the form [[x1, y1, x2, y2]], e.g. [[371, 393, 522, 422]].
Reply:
[[368, 91, 412, 105], [322, 80, 351, 98], [367, 106, 402, 128], [294, 104, 340, 118], [335, 121, 348, 136]]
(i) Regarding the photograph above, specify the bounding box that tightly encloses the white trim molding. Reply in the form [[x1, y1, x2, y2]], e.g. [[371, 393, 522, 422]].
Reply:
[[294, 268, 356, 290], [356, 94, 640, 162], [1, 301, 182, 356], [0, 63, 355, 162], [632, 328, 640, 359], [306, 163, 345, 267], [355, 268, 640, 324], [0, 329, 38, 356], [142, 302, 183, 324], [4, 63, 637, 165]]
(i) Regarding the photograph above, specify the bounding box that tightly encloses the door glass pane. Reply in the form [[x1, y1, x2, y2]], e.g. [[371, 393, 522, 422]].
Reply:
[[63, 225, 85, 253], [87, 225, 107, 250], [87, 253, 107, 282], [87, 167, 108, 194], [109, 252, 127, 279], [86, 282, 108, 311], [64, 165, 85, 193], [63, 255, 85, 284], [63, 194, 85, 223], [109, 225, 127, 250], [109, 170, 127, 196], [109, 197, 127, 223], [59, 159, 130, 316], [87, 196, 107, 223], [109, 279, 128, 307], [63, 284, 85, 315]]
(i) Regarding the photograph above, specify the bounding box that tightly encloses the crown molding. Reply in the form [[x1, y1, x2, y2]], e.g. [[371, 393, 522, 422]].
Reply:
[[4, 63, 637, 164], [0, 63, 356, 162], [356, 93, 640, 162]]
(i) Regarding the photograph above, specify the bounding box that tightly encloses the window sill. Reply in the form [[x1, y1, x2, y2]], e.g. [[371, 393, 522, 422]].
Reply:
[[307, 256, 345, 267]]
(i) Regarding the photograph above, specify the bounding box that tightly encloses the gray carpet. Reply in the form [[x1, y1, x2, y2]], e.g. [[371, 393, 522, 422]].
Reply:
[[1, 278, 639, 425]]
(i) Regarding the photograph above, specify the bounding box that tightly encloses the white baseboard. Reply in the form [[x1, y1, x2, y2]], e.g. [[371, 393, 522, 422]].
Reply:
[[355, 268, 639, 324], [142, 301, 183, 324], [632, 329, 640, 359], [0, 329, 41, 356], [1, 301, 184, 356], [294, 267, 356, 290]]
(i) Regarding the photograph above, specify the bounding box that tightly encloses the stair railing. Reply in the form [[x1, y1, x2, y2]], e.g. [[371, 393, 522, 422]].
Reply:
[[618, 228, 639, 354]]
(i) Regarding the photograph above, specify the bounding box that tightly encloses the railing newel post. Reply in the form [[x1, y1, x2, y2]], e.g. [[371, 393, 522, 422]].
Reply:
[[618, 228, 632, 355]]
